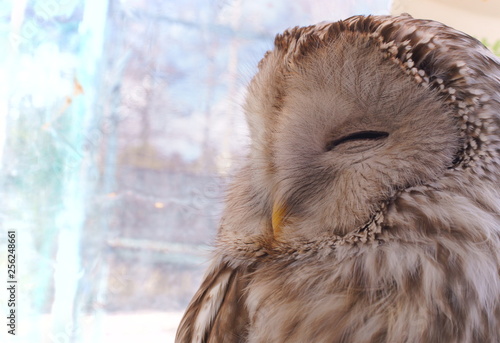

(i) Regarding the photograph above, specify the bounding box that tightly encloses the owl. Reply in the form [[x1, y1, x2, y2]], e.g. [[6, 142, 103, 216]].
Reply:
[[176, 14, 500, 342]]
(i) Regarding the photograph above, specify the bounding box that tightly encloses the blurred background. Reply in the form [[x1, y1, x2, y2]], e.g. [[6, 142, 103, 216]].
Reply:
[[0, 0, 498, 342]]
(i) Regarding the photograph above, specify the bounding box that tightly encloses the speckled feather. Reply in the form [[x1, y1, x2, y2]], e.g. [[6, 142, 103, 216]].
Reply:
[[176, 14, 500, 343]]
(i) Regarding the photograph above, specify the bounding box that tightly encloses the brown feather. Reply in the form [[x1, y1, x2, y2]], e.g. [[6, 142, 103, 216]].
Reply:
[[177, 14, 500, 342], [176, 262, 251, 343]]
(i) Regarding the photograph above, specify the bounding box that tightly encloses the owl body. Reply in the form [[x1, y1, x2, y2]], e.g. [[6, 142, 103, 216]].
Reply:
[[177, 15, 500, 342]]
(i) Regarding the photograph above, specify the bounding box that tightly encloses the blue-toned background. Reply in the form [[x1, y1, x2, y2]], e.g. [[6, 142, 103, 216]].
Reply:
[[0, 1, 392, 342]]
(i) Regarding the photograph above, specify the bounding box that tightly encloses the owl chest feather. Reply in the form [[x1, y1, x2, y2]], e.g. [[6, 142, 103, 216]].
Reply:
[[241, 235, 499, 343], [208, 181, 500, 342]]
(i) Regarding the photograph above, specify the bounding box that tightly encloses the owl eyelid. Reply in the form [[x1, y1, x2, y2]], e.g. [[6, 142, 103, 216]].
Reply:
[[325, 130, 389, 151]]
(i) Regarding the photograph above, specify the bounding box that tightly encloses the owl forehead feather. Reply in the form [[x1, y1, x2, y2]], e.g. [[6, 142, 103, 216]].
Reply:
[[257, 14, 500, 171]]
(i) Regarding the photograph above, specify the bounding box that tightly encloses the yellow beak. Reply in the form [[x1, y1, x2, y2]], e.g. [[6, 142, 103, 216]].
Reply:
[[272, 201, 288, 238]]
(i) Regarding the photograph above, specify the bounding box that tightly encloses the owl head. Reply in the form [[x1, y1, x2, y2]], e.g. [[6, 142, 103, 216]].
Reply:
[[229, 15, 500, 243]]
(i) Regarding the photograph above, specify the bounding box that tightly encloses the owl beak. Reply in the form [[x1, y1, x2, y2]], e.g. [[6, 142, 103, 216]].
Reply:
[[272, 201, 288, 238]]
